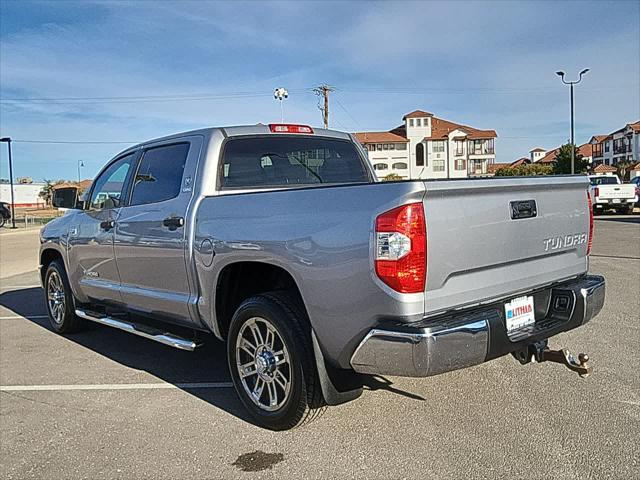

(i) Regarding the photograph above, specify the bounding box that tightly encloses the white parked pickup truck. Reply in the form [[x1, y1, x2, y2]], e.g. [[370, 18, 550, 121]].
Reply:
[[588, 175, 637, 215]]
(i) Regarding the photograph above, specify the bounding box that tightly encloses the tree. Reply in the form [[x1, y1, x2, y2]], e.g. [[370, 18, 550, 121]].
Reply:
[[495, 164, 553, 177], [39, 180, 55, 206], [552, 143, 589, 174], [615, 160, 634, 181], [39, 179, 65, 207]]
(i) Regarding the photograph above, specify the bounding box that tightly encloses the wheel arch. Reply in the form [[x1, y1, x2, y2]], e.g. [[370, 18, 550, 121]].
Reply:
[[40, 247, 65, 285], [213, 261, 306, 340]]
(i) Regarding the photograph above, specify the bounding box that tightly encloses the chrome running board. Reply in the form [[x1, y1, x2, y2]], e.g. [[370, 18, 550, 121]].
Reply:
[[75, 309, 200, 351]]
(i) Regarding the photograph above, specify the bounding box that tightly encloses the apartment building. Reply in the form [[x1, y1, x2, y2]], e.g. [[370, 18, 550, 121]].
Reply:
[[354, 110, 497, 180], [590, 121, 639, 166]]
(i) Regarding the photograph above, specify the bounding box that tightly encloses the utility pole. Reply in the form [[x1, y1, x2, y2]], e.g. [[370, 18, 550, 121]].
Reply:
[[0, 137, 16, 228], [313, 84, 333, 129]]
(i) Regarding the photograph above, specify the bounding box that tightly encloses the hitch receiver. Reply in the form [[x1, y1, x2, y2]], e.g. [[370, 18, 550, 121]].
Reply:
[[513, 340, 592, 378], [538, 348, 592, 378]]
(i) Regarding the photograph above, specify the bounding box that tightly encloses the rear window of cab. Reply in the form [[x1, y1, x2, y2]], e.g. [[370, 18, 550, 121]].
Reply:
[[220, 136, 371, 188]]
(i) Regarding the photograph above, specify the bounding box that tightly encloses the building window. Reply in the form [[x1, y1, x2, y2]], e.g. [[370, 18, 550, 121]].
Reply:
[[455, 159, 466, 170], [409, 119, 414, 127], [376, 144, 383, 151], [455, 140, 464, 155], [604, 142, 610, 152], [416, 143, 425, 166], [383, 144, 389, 150], [373, 163, 388, 171], [395, 143, 407, 150], [486, 139, 494, 154], [433, 159, 445, 172], [392, 162, 408, 169], [432, 141, 445, 153], [367, 144, 375, 152]]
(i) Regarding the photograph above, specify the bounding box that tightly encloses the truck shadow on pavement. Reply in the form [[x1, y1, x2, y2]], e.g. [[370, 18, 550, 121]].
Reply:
[[1, 286, 424, 427], [594, 215, 639, 224]]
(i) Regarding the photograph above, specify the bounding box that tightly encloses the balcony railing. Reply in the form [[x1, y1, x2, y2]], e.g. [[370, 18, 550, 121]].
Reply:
[[469, 148, 495, 155], [613, 145, 631, 155]]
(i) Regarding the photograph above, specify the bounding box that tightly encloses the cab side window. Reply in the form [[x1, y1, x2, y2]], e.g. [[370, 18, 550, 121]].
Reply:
[[89, 153, 135, 210], [130, 143, 189, 206]]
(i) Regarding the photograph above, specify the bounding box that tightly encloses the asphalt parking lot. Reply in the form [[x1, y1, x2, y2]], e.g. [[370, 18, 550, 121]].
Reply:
[[1, 216, 638, 479]]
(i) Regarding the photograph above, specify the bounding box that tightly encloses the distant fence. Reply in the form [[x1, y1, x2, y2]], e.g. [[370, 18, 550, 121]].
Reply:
[[4, 213, 64, 229]]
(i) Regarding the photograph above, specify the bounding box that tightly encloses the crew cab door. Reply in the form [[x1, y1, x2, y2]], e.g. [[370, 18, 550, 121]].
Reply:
[[113, 137, 201, 325], [67, 152, 138, 304]]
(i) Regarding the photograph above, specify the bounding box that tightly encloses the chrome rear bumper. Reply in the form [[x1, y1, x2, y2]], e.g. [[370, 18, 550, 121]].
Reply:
[[350, 275, 605, 377]]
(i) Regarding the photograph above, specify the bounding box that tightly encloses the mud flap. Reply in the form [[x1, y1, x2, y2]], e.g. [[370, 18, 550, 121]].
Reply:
[[311, 331, 363, 406]]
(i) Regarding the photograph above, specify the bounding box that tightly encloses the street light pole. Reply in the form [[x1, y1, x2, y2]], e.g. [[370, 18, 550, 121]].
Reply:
[[273, 87, 289, 123], [556, 69, 589, 174], [77, 160, 84, 182], [0, 137, 16, 228]]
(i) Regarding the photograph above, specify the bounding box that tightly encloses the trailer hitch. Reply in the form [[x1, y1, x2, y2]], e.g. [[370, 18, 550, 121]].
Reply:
[[513, 340, 592, 378]]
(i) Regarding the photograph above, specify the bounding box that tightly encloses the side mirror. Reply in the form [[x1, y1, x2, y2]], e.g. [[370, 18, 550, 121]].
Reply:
[[52, 187, 81, 209]]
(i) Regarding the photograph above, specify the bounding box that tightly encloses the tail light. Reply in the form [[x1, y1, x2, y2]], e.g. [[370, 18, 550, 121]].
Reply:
[[593, 186, 599, 198], [587, 191, 594, 255], [269, 124, 314, 134], [375, 203, 426, 293]]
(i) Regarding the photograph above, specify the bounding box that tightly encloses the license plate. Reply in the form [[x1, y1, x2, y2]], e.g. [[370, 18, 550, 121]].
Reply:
[[504, 296, 535, 332], [612, 198, 621, 203]]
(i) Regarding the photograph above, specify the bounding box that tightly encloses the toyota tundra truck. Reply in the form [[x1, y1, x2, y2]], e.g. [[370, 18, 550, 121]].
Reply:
[[42, 124, 605, 430]]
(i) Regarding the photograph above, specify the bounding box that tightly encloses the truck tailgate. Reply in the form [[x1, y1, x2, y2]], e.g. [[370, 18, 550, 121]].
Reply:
[[422, 176, 590, 316], [596, 184, 636, 200]]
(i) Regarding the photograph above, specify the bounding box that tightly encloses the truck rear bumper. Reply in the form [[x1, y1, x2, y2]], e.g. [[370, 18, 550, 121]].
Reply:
[[350, 275, 605, 377]]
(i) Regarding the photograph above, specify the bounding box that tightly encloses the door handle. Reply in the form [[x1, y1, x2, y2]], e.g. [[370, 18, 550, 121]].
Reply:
[[100, 220, 115, 230], [163, 216, 184, 230]]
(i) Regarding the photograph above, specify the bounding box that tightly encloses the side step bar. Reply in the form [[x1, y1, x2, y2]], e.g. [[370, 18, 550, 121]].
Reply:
[[75, 309, 200, 351]]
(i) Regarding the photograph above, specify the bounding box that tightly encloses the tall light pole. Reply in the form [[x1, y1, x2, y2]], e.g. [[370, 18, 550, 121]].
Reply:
[[274, 87, 288, 123], [77, 160, 85, 182], [0, 137, 16, 228], [556, 68, 589, 174]]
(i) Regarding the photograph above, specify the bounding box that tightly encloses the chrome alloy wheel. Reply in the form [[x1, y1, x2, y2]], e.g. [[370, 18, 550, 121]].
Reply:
[[47, 271, 66, 324], [235, 317, 291, 412]]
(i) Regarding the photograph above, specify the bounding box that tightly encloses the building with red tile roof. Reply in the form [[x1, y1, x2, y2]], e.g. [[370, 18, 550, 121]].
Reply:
[[355, 109, 497, 180]]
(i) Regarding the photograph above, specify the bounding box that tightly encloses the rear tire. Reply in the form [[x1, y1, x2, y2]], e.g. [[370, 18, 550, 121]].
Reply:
[[44, 259, 84, 333], [227, 291, 325, 430]]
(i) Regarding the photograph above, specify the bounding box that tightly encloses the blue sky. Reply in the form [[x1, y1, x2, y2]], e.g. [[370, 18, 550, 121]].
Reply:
[[1, 0, 638, 181]]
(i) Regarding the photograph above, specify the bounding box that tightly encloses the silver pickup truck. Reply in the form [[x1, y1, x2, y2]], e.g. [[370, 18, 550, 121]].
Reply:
[[43, 124, 605, 430]]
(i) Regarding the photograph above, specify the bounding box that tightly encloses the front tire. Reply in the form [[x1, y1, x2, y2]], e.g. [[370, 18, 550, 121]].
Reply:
[[44, 259, 83, 333], [227, 292, 325, 430]]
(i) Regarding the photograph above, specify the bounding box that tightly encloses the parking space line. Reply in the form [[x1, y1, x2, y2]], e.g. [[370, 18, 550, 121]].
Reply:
[[0, 315, 48, 320], [0, 382, 234, 392], [0, 285, 41, 289]]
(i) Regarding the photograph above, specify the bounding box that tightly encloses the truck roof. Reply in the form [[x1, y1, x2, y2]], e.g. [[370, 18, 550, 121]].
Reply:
[[127, 124, 352, 152]]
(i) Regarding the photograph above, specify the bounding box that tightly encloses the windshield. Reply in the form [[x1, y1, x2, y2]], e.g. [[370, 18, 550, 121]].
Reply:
[[221, 136, 372, 188], [589, 176, 618, 186]]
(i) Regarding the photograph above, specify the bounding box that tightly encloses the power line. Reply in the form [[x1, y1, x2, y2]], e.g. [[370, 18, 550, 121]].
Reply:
[[0, 89, 313, 105], [9, 140, 137, 144], [334, 97, 362, 130]]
